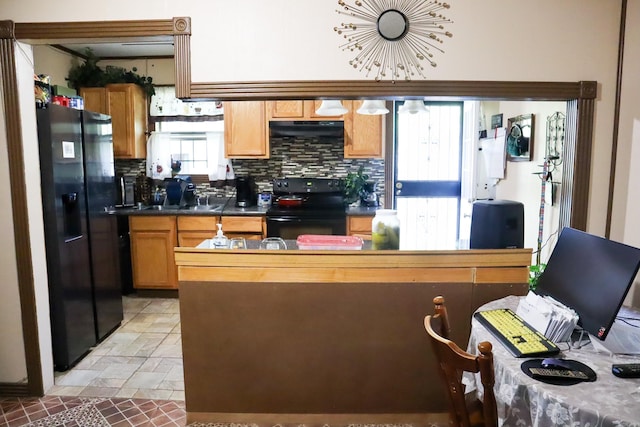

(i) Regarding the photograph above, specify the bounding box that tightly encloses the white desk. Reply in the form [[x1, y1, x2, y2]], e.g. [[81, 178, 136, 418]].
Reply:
[[466, 296, 640, 427]]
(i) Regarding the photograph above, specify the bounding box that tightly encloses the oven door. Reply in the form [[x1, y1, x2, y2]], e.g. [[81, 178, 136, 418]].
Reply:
[[266, 216, 347, 240]]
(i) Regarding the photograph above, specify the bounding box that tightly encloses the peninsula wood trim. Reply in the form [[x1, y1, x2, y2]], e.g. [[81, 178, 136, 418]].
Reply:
[[174, 248, 532, 270], [178, 266, 476, 283]]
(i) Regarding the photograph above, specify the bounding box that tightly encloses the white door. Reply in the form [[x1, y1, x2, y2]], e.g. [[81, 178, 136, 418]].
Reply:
[[394, 101, 471, 250]]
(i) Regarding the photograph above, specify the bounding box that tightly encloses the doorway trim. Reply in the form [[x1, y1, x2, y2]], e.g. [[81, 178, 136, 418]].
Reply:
[[0, 17, 191, 396]]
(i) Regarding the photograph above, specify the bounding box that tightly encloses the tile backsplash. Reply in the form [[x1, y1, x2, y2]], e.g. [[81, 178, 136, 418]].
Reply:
[[115, 137, 385, 205]]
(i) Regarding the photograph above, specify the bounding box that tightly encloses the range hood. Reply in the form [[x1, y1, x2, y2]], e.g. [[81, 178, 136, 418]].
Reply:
[[269, 120, 344, 139]]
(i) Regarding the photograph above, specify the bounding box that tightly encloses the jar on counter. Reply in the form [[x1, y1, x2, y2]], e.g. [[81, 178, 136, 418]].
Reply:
[[371, 209, 400, 250]]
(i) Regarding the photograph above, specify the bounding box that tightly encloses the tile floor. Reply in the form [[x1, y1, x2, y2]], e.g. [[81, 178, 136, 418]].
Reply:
[[0, 295, 447, 426], [48, 295, 185, 401], [0, 395, 187, 426]]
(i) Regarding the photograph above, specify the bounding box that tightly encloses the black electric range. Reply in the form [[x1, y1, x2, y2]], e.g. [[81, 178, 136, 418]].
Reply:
[[266, 177, 347, 239]]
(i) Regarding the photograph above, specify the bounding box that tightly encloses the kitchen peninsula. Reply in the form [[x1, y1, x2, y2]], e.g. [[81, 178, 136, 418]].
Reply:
[[174, 246, 531, 425]]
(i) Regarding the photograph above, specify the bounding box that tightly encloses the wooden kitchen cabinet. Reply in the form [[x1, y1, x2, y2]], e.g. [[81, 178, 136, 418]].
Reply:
[[79, 87, 109, 114], [177, 216, 221, 247], [347, 215, 374, 240], [344, 100, 384, 158], [80, 83, 148, 159], [268, 100, 345, 120], [221, 216, 265, 240], [224, 101, 269, 158], [226, 100, 381, 158], [129, 216, 178, 289]]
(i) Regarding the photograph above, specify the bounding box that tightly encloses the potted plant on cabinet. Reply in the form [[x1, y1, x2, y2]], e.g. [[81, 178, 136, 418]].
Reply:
[[66, 48, 155, 96]]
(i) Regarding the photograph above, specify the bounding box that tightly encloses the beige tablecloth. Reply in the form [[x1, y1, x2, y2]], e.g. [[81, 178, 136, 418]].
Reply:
[[465, 295, 640, 427]]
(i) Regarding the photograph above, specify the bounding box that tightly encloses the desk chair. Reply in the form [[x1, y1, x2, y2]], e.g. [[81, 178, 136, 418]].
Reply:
[[425, 296, 498, 427]]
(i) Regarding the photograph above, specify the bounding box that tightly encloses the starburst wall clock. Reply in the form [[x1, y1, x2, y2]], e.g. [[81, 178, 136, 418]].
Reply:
[[334, 0, 453, 81]]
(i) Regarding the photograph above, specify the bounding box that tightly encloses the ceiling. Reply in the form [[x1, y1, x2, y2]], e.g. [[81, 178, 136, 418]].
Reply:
[[55, 39, 174, 59]]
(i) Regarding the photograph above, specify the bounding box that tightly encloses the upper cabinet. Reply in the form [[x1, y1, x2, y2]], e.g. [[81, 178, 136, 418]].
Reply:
[[268, 100, 344, 120], [344, 100, 384, 159], [80, 83, 148, 159], [224, 101, 270, 158], [80, 87, 109, 115], [225, 100, 383, 159], [106, 84, 148, 159]]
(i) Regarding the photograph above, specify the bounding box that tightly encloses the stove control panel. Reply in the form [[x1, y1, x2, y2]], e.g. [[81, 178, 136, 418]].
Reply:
[[273, 178, 343, 194]]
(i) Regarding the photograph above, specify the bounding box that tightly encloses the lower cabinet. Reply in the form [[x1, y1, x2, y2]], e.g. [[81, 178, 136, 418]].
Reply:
[[130, 216, 178, 290], [129, 215, 265, 290], [177, 216, 220, 247], [221, 216, 265, 240], [347, 215, 374, 240]]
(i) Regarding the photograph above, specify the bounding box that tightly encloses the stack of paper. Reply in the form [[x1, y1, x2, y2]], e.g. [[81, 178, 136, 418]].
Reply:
[[516, 291, 579, 343]]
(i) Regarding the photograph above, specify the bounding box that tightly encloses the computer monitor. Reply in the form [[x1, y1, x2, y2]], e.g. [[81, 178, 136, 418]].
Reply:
[[535, 227, 640, 340]]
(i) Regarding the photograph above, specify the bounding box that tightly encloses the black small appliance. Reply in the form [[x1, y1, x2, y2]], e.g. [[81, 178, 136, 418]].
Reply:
[[236, 176, 257, 207], [116, 175, 136, 206], [470, 199, 524, 249], [164, 176, 197, 207], [360, 181, 379, 207]]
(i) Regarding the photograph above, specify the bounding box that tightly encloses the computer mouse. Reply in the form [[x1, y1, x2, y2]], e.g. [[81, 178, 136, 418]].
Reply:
[[541, 358, 572, 369]]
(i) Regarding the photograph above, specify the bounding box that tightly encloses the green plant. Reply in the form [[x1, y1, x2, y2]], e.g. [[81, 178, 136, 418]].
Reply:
[[344, 166, 369, 204], [66, 48, 155, 97], [528, 263, 546, 291]]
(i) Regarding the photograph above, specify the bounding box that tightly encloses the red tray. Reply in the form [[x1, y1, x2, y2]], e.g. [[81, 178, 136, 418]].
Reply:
[[296, 234, 363, 250]]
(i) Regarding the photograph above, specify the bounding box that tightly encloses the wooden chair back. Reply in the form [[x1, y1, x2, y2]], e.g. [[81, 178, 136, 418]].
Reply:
[[425, 297, 498, 427]]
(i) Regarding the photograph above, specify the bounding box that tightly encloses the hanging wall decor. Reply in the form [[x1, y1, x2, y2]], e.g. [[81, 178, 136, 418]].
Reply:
[[506, 114, 535, 162], [545, 111, 565, 169], [334, 0, 454, 81]]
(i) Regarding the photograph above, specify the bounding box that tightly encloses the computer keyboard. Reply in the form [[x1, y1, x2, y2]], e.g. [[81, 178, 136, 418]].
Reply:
[[474, 308, 560, 357]]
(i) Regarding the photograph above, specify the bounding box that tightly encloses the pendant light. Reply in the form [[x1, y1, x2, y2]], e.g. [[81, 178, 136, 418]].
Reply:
[[315, 100, 348, 116], [356, 100, 389, 115], [398, 100, 429, 114]]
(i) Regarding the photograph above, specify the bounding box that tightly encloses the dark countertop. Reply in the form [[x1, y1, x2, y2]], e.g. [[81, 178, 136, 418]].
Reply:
[[346, 206, 381, 216], [111, 197, 269, 217], [111, 199, 381, 217]]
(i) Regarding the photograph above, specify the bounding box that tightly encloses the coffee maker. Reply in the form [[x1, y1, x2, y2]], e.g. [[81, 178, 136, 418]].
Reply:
[[235, 176, 257, 207]]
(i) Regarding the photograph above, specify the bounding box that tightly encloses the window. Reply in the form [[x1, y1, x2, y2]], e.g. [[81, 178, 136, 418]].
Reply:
[[155, 121, 224, 176]]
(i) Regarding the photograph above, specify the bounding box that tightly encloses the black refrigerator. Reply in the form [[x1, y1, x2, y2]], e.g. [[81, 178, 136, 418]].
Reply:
[[37, 104, 123, 371]]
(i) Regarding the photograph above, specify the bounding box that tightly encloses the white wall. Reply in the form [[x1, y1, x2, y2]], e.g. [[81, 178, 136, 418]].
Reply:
[[494, 102, 566, 264], [16, 42, 56, 390], [624, 120, 640, 306], [97, 58, 175, 86], [32, 46, 75, 88], [0, 45, 28, 383], [618, 1, 640, 306]]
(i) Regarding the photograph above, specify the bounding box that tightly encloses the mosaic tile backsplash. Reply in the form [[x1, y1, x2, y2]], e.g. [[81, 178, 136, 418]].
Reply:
[[115, 137, 385, 204]]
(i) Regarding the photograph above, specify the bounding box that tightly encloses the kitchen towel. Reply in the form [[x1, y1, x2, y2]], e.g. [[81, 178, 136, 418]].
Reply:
[[480, 127, 506, 179], [207, 132, 234, 183], [146, 131, 173, 180]]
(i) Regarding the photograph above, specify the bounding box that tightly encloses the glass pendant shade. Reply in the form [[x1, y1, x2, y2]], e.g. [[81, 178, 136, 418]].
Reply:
[[398, 100, 429, 114], [356, 100, 389, 115], [315, 100, 348, 116]]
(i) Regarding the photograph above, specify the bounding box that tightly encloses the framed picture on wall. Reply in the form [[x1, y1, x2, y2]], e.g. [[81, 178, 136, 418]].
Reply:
[[491, 113, 503, 129], [506, 114, 535, 162]]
